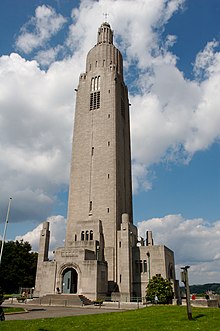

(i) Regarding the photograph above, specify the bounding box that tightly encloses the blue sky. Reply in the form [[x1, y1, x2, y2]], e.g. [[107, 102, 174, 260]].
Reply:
[[134, 143, 220, 222], [0, 0, 219, 284]]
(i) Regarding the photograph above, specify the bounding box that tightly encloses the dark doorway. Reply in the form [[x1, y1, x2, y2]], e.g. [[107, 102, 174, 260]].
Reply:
[[62, 268, 78, 294]]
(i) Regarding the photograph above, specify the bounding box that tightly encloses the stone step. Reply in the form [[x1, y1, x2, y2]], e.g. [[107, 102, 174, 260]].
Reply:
[[79, 295, 93, 305], [30, 294, 93, 306]]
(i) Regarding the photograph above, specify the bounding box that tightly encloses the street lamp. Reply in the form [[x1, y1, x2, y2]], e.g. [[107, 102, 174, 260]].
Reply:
[[181, 265, 192, 320]]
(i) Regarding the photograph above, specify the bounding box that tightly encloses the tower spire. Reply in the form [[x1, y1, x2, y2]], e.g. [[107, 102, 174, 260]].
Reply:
[[97, 21, 113, 44]]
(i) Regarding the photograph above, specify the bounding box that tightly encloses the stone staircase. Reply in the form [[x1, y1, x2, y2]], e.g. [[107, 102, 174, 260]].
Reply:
[[29, 294, 93, 306]]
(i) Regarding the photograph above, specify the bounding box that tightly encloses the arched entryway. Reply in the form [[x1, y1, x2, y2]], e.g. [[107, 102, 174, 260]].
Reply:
[[62, 268, 78, 294]]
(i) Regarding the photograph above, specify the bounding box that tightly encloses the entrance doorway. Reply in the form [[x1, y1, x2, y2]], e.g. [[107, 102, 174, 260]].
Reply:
[[62, 268, 78, 294]]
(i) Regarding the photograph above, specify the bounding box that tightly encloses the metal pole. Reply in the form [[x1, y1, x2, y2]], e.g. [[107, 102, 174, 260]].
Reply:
[[181, 266, 192, 320], [0, 198, 12, 266]]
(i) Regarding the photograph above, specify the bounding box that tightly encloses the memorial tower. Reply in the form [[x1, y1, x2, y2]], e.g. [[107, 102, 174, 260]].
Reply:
[[35, 22, 177, 302], [66, 21, 133, 290]]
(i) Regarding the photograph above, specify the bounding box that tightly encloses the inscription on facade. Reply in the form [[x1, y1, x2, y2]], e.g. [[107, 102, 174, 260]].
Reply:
[[61, 251, 78, 258]]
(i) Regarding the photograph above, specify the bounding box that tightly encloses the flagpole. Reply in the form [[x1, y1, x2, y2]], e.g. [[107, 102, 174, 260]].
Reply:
[[0, 197, 12, 267]]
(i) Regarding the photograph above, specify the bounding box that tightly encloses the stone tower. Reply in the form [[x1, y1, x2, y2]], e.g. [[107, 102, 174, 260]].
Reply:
[[34, 22, 178, 302], [66, 21, 133, 291]]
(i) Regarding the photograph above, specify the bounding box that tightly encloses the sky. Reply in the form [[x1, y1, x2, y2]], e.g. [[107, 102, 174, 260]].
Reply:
[[0, 0, 219, 285]]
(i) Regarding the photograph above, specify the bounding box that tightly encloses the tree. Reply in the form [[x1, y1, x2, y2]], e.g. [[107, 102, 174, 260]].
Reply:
[[0, 287, 3, 305], [189, 283, 220, 295], [146, 275, 173, 304], [0, 240, 38, 293]]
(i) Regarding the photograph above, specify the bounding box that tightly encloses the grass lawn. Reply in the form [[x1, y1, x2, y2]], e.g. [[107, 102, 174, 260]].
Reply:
[[4, 307, 26, 313], [2, 305, 220, 330]]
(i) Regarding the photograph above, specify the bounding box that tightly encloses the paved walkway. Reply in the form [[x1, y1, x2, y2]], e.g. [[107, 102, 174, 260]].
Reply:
[[4, 304, 125, 321]]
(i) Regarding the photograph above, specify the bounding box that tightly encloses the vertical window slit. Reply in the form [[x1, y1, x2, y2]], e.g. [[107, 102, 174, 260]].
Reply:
[[90, 94, 93, 110], [97, 91, 100, 108]]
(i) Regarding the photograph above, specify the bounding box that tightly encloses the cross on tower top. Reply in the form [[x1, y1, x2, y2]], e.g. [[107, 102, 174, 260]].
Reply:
[[103, 12, 109, 22]]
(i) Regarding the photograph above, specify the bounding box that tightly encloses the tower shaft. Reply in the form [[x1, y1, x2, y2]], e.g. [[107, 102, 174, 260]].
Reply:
[[66, 23, 132, 283]]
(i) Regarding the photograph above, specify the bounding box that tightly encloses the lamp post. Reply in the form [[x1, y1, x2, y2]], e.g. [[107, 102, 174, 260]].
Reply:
[[181, 265, 192, 320], [0, 198, 12, 267]]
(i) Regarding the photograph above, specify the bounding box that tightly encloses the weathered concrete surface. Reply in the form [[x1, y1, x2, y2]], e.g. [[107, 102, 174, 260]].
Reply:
[[4, 304, 125, 321]]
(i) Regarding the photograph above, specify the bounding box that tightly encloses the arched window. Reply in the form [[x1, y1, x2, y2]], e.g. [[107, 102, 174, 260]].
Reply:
[[81, 231, 84, 241], [90, 230, 93, 240], [91, 78, 94, 91], [94, 77, 98, 90], [90, 76, 101, 110], [90, 76, 100, 92], [85, 230, 89, 241]]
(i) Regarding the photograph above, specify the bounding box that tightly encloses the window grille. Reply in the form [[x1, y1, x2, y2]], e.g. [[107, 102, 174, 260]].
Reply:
[[90, 91, 100, 110]]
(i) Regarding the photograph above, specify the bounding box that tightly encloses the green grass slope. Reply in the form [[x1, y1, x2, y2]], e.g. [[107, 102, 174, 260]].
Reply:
[[2, 306, 220, 331]]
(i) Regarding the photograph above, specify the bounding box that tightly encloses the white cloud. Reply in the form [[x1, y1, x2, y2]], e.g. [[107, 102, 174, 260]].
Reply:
[[138, 215, 220, 284], [130, 42, 220, 190], [15, 5, 67, 54], [0, 53, 77, 222], [1, 0, 220, 224], [65, 0, 184, 70], [132, 162, 154, 193], [194, 40, 220, 79], [15, 215, 66, 254], [35, 45, 64, 66], [1, 0, 186, 222]]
